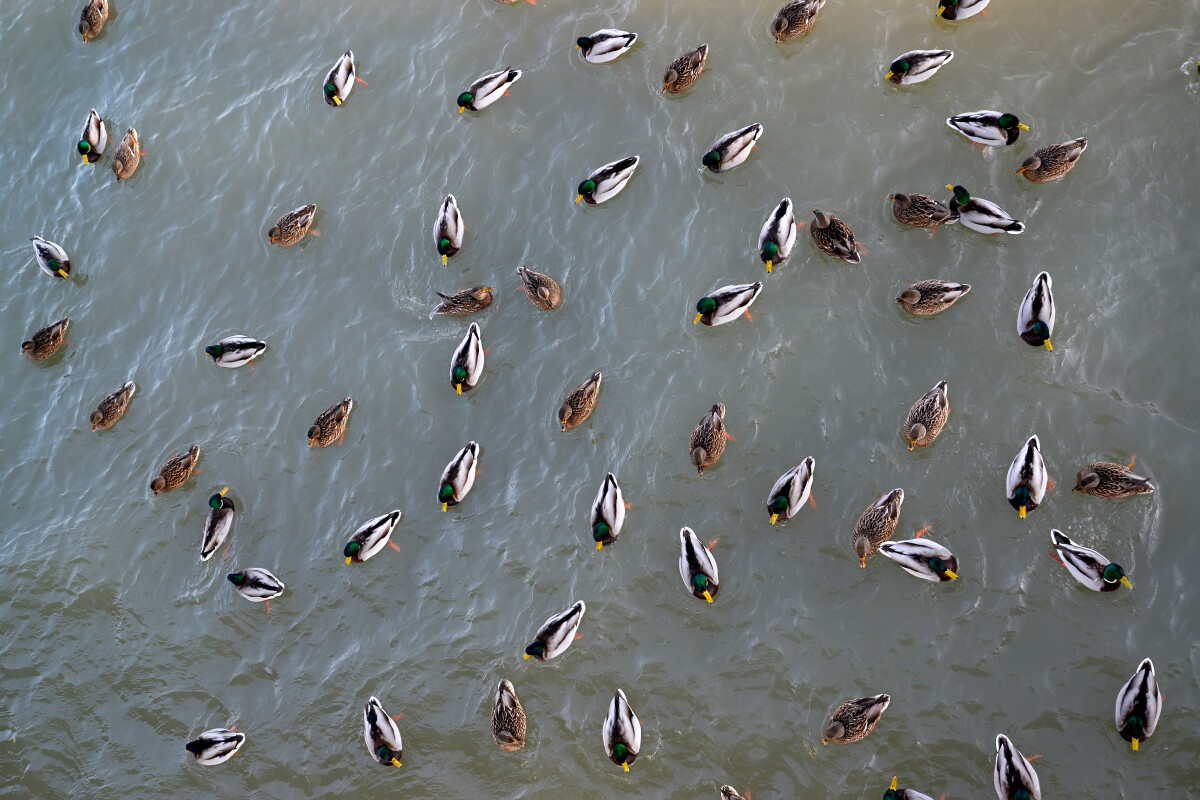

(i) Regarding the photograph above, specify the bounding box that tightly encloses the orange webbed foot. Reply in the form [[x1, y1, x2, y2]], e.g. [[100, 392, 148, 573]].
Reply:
[[1046, 476, 1057, 492], [914, 525, 931, 538], [389, 540, 401, 552], [808, 492, 817, 509], [308, 229, 322, 237], [724, 431, 737, 443], [1049, 551, 1065, 567], [1126, 453, 1137, 470], [744, 311, 754, 322], [706, 537, 720, 550]]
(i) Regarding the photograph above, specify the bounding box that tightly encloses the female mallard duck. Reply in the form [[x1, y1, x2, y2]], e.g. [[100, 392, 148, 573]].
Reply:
[[576, 156, 640, 204], [947, 111, 1028, 147], [433, 194, 465, 265], [112, 128, 141, 182], [363, 696, 403, 767], [457, 68, 522, 112], [205, 335, 267, 368], [994, 734, 1040, 800], [771, 0, 826, 41], [880, 537, 958, 582], [78, 108, 107, 163], [227, 568, 285, 611], [947, 185, 1024, 235], [886, 50, 954, 84], [268, 204, 316, 246], [450, 322, 484, 394], [559, 371, 601, 431], [491, 679, 527, 752], [439, 441, 479, 511], [937, 0, 990, 20], [1017, 271, 1055, 349], [695, 282, 763, 326], [90, 381, 135, 431], [577, 29, 638, 64], [79, 0, 108, 41], [151, 445, 200, 495], [758, 197, 796, 272], [1016, 138, 1087, 182], [431, 286, 493, 317], [1006, 435, 1048, 518], [344, 510, 402, 563], [679, 527, 719, 603], [852, 489, 904, 567], [810, 209, 862, 263], [524, 600, 585, 660], [31, 236, 71, 278], [1116, 658, 1162, 751], [895, 280, 971, 315], [602, 689, 642, 771], [185, 728, 245, 765], [889, 193, 956, 236], [766, 457, 816, 524], [1074, 457, 1154, 497], [883, 776, 937, 800], [1050, 529, 1131, 591], [22, 318, 69, 361], [701, 123, 763, 172], [308, 397, 353, 447], [689, 403, 728, 473], [903, 380, 950, 449], [322, 51, 361, 107], [823, 694, 891, 744], [591, 472, 626, 550], [516, 265, 562, 310], [200, 488, 235, 561], [663, 44, 708, 93]]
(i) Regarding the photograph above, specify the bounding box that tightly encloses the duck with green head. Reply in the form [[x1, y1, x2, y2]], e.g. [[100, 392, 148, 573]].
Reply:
[[78, 108, 108, 164], [590, 473, 625, 550], [602, 689, 641, 771], [947, 110, 1028, 146], [946, 184, 1024, 234], [885, 50, 953, 84], [765, 457, 815, 524], [438, 441, 478, 511], [576, 29, 637, 63], [1006, 435, 1048, 519], [205, 335, 267, 368], [433, 194, 464, 264], [757, 198, 796, 272], [200, 488, 235, 561], [1115, 658, 1161, 752], [700, 123, 763, 172], [30, 236, 71, 278], [1049, 529, 1132, 591], [880, 537, 959, 582], [882, 775, 936, 800], [227, 568, 284, 612], [524, 600, 585, 660], [694, 283, 763, 327], [363, 696, 403, 767], [679, 527, 719, 603], [576, 156, 639, 204], [936, 0, 990, 20], [994, 734, 1040, 800], [1017, 272, 1054, 349], [449, 322, 484, 395], [343, 510, 401, 563], [456, 68, 522, 112], [323, 51, 362, 107]]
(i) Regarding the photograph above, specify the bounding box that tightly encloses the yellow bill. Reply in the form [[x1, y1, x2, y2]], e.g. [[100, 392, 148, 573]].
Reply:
[[702, 590, 713, 603], [885, 71, 894, 80], [694, 312, 703, 324], [1132, 737, 1139, 751], [345, 556, 352, 565], [523, 653, 531, 660], [596, 542, 603, 551], [890, 777, 899, 790], [1019, 505, 1027, 519], [442, 502, 448, 512], [456, 384, 462, 395], [621, 762, 630, 772], [575, 195, 583, 204], [765, 260, 773, 273], [1120, 576, 1133, 588], [944, 569, 959, 580], [1018, 123, 1030, 130], [770, 513, 778, 525], [1044, 340, 1053, 351]]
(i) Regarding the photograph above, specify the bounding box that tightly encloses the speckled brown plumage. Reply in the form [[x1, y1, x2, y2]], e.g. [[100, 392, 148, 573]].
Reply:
[[490, 679, 527, 752], [1016, 137, 1087, 183], [823, 694, 890, 744], [21, 318, 69, 361], [663, 44, 708, 94], [268, 204, 317, 246], [79, 0, 108, 41], [308, 397, 353, 448], [903, 381, 949, 449], [689, 403, 727, 473], [1074, 459, 1155, 497], [516, 265, 561, 310], [90, 381, 135, 431], [851, 489, 903, 565], [895, 280, 971, 316], [112, 128, 141, 182], [810, 209, 861, 263], [431, 286, 494, 317], [770, 0, 826, 42], [558, 372, 602, 431], [151, 445, 199, 495]]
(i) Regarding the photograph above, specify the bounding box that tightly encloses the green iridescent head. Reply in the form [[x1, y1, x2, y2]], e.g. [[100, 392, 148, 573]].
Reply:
[[437, 237, 453, 255], [452, 365, 468, 385], [929, 556, 948, 573], [439, 483, 455, 503], [576, 36, 594, 51], [702, 150, 721, 169], [612, 742, 628, 760], [227, 572, 246, 586], [324, 82, 338, 99], [77, 140, 92, 156], [577, 179, 597, 196], [524, 639, 546, 658], [889, 58, 911, 75], [208, 493, 225, 510], [950, 185, 971, 204], [1102, 563, 1126, 583], [760, 240, 779, 263], [768, 495, 789, 515], [456, 91, 474, 109], [1029, 320, 1051, 342], [344, 540, 362, 558], [376, 744, 397, 762], [593, 521, 611, 543], [692, 574, 709, 590], [205, 344, 223, 359], [997, 113, 1021, 130], [696, 296, 718, 316], [1013, 485, 1032, 505]]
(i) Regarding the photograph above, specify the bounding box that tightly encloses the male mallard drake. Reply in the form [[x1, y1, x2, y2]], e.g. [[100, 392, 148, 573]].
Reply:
[[766, 457, 816, 524], [947, 185, 1024, 235], [689, 403, 728, 474], [559, 371, 601, 431], [1017, 271, 1055, 349], [576, 156, 639, 204], [852, 489, 904, 567], [1006, 435, 1047, 518], [78, 108, 107, 163], [721, 787, 749, 800], [363, 696, 403, 767], [895, 280, 971, 315], [439, 441, 479, 511], [450, 322, 485, 394], [268, 204, 316, 246], [889, 193, 956, 235], [1116, 658, 1162, 752], [771, 0, 826, 41], [524, 600, 585, 660], [516, 265, 562, 310], [758, 198, 797, 272], [205, 335, 267, 368], [31, 236, 71, 278], [491, 679, 527, 752], [701, 123, 763, 172], [947, 111, 1028, 147], [185, 729, 245, 765], [1050, 529, 1131, 592], [431, 286, 493, 317], [151, 445, 199, 495], [679, 527, 719, 603], [457, 68, 522, 112], [883, 776, 937, 800], [322, 51, 359, 107], [227, 568, 284, 610], [577, 29, 638, 64], [823, 694, 890, 744], [1016, 138, 1087, 182], [79, 0, 108, 41], [886, 50, 953, 84], [663, 44, 708, 93], [22, 318, 69, 361], [90, 381, 135, 431], [344, 510, 402, 563], [591, 472, 626, 550], [602, 689, 642, 771], [112, 128, 141, 182], [810, 209, 862, 263], [994, 734, 1040, 800], [880, 538, 958, 582], [434, 194, 465, 264], [308, 397, 353, 447], [695, 282, 763, 326], [200, 488, 235, 561], [903, 380, 949, 449], [937, 0, 990, 20], [1074, 458, 1154, 497]]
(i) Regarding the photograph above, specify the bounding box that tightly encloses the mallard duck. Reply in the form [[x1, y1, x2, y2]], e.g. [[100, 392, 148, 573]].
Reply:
[[889, 193, 956, 235], [994, 734, 1040, 800], [78, 108, 107, 163], [185, 728, 245, 765], [524, 600, 585, 660], [880, 538, 958, 582], [895, 280, 971, 315], [701, 123, 763, 172], [886, 50, 953, 84], [308, 397, 353, 447], [433, 194, 465, 265], [205, 335, 267, 368], [1006, 435, 1047, 518], [22, 318, 69, 361], [771, 0, 826, 41], [344, 510, 402, 563], [903, 380, 949, 449], [883, 776, 937, 800], [559, 371, 601, 431], [322, 51, 359, 107], [810, 209, 862, 263], [937, 0, 990, 20], [823, 694, 890, 744], [31, 236, 71, 278], [112, 127, 141, 182], [1116, 658, 1162, 751], [852, 489, 904, 567], [1016, 138, 1087, 182], [363, 696, 403, 767], [695, 282, 763, 326], [439, 441, 479, 511], [151, 445, 199, 495], [576, 156, 640, 204], [491, 679, 527, 752], [1017, 271, 1055, 348], [227, 568, 285, 611], [947, 111, 1028, 147], [1050, 529, 1131, 591], [602, 689, 642, 771], [1074, 458, 1154, 497], [450, 322, 484, 394], [268, 204, 316, 246], [663, 44, 708, 93], [721, 787, 749, 800], [758, 197, 796, 272], [947, 185, 1024, 235], [197, 489, 234, 561], [577, 30, 638, 64], [430, 286, 493, 317], [457, 68, 522, 112], [90, 381, 135, 431], [516, 265, 562, 310], [591, 472, 626, 550], [689, 403, 728, 473], [79, 0, 108, 41], [679, 526, 719, 603], [766, 457, 816, 524]]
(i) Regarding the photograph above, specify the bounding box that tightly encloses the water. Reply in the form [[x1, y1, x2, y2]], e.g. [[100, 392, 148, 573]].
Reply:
[[2, 0, 1199, 797]]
